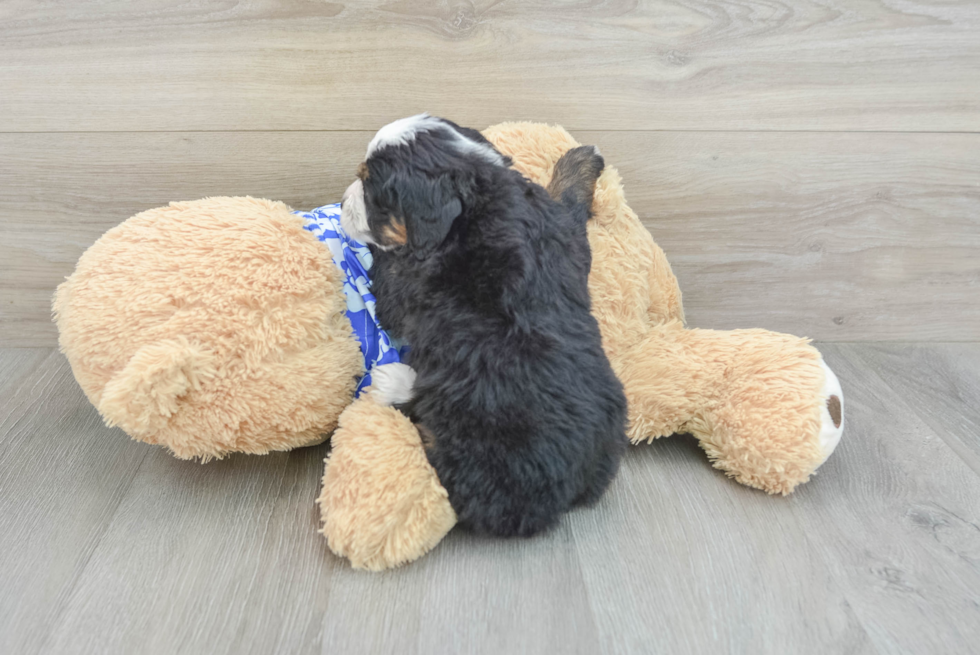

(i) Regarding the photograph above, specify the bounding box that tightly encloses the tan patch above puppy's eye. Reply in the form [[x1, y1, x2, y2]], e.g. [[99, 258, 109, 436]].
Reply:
[[382, 215, 408, 246], [356, 162, 369, 180]]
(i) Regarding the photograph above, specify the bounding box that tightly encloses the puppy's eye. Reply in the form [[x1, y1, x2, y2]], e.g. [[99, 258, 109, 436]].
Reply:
[[382, 215, 408, 246]]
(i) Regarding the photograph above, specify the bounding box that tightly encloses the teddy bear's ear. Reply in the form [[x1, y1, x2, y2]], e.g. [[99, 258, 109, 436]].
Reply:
[[98, 338, 216, 439]]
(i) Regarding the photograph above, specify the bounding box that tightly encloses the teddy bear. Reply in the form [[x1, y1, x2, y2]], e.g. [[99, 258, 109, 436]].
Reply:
[[53, 122, 844, 571]]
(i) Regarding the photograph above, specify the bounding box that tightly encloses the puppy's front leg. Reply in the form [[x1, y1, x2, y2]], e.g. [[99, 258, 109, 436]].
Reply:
[[368, 362, 417, 406]]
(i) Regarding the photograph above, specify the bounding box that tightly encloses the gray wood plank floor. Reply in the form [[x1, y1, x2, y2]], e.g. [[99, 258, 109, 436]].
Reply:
[[4, 131, 978, 345], [2, 344, 979, 655], [3, 1, 979, 132]]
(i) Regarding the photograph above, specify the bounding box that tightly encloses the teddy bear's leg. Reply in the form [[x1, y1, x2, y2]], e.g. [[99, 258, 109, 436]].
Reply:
[[317, 395, 457, 570], [619, 322, 843, 494]]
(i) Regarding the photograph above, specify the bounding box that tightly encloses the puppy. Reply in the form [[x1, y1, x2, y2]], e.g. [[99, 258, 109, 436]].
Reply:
[[341, 114, 627, 537]]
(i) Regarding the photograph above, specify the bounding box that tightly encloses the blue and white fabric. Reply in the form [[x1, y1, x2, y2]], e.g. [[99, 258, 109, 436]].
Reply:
[[295, 203, 406, 396]]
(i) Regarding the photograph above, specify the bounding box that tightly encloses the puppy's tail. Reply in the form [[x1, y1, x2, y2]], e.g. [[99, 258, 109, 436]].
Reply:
[[546, 145, 605, 213]]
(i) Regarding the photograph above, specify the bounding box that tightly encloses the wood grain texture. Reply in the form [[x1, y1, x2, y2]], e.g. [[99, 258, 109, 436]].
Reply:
[[0, 347, 49, 404], [41, 448, 298, 654], [792, 344, 980, 654], [313, 530, 597, 655], [3, 346, 980, 654], [0, 131, 367, 346], [573, 435, 875, 654], [840, 343, 980, 478], [1, 0, 979, 132], [403, 521, 600, 655], [3, 130, 977, 345], [0, 351, 148, 655], [599, 131, 980, 341]]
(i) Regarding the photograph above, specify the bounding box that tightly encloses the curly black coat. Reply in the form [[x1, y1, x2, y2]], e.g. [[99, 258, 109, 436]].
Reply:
[[359, 118, 627, 537]]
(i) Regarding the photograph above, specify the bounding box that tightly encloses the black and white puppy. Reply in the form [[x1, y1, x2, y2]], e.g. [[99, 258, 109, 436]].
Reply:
[[341, 114, 628, 537]]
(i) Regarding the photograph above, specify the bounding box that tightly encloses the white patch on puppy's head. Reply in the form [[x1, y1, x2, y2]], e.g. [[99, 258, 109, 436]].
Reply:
[[366, 113, 505, 166], [366, 113, 441, 158], [340, 178, 376, 246]]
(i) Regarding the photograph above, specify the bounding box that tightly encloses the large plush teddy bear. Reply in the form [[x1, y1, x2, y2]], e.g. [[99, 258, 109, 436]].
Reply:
[[54, 123, 844, 571]]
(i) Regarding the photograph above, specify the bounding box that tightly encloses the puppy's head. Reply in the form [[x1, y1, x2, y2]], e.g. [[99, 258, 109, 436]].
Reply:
[[340, 114, 509, 258]]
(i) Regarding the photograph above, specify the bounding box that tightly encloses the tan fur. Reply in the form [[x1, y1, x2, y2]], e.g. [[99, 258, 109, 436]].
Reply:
[[317, 398, 456, 571], [321, 123, 839, 569], [382, 216, 408, 246], [53, 125, 840, 572], [484, 122, 829, 494], [53, 196, 364, 460]]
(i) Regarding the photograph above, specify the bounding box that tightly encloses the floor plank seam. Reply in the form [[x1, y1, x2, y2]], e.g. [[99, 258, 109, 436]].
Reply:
[[564, 524, 605, 654], [0, 350, 68, 455], [34, 446, 150, 655], [844, 349, 980, 481], [220, 454, 294, 654]]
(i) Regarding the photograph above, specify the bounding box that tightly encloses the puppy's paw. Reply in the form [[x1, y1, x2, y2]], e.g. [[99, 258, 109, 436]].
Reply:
[[369, 362, 417, 406]]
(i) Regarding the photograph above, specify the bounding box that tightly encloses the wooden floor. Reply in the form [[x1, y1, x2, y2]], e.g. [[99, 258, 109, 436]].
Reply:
[[2, 1, 979, 653], [1, 343, 979, 654]]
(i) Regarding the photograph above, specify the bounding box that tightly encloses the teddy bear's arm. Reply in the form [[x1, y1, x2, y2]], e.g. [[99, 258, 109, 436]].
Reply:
[[317, 395, 456, 570]]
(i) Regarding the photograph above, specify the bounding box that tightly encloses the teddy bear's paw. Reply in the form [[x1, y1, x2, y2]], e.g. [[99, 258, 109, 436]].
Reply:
[[368, 362, 417, 406], [816, 358, 844, 466], [318, 398, 456, 571]]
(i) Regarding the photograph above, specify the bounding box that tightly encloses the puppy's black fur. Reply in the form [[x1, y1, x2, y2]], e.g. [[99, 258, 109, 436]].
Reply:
[[363, 119, 628, 537]]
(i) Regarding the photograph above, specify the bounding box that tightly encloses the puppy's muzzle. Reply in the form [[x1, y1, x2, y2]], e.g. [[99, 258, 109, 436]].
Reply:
[[341, 178, 372, 245]]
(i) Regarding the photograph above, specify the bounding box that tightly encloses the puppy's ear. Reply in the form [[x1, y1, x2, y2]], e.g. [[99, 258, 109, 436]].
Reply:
[[401, 174, 463, 260]]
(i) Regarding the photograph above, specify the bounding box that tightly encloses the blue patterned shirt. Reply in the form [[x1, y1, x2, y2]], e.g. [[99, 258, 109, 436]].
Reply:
[[295, 203, 406, 395]]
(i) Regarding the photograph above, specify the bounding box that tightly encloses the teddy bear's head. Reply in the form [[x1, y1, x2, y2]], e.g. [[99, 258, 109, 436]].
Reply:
[[54, 196, 363, 459]]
